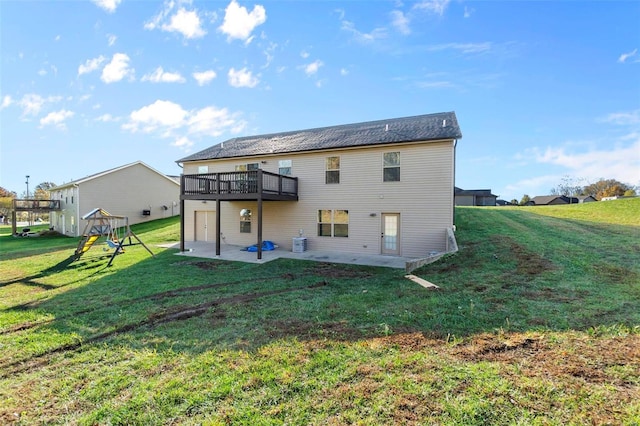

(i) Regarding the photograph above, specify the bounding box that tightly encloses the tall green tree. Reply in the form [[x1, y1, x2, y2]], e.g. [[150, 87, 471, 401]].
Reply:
[[520, 194, 531, 206], [0, 186, 17, 218], [34, 182, 56, 199]]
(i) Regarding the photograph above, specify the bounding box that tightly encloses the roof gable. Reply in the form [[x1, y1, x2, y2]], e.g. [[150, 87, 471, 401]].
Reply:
[[178, 111, 461, 163], [51, 161, 179, 190]]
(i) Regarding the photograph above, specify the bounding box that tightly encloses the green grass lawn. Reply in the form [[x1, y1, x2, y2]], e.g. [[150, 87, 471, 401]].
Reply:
[[1, 201, 638, 425]]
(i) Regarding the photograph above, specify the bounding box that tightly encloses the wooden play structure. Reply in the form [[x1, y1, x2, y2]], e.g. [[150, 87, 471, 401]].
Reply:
[[74, 208, 154, 266]]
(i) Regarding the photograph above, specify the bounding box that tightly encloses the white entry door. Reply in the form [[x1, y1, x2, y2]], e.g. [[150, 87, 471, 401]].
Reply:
[[195, 211, 216, 241], [381, 213, 400, 255]]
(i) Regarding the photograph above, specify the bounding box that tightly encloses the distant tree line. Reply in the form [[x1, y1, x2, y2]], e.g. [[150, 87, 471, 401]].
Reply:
[[515, 176, 637, 206]]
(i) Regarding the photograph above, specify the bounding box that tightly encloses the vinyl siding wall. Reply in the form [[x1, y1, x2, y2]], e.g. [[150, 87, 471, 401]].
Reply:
[[51, 164, 180, 237], [182, 140, 455, 258]]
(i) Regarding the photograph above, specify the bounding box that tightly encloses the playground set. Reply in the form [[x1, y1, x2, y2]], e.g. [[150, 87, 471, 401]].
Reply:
[[74, 208, 154, 266]]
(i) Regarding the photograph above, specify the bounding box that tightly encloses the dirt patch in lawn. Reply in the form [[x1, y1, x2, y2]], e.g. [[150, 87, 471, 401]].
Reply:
[[267, 318, 363, 341], [491, 235, 556, 277], [591, 263, 640, 286], [306, 263, 374, 279], [450, 332, 640, 386], [368, 331, 640, 388]]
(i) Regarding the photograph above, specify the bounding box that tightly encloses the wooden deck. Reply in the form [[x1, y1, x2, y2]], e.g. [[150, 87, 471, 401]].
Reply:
[[180, 170, 298, 201]]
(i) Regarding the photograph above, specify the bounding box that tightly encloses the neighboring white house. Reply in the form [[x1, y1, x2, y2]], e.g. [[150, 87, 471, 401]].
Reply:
[[176, 112, 462, 259], [50, 161, 180, 237]]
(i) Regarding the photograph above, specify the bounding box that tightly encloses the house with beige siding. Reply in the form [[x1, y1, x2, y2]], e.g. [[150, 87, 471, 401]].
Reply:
[[50, 161, 180, 237], [176, 112, 462, 260]]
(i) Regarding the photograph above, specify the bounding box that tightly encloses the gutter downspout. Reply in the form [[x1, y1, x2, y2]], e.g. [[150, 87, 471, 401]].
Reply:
[[452, 139, 457, 228], [74, 184, 80, 237]]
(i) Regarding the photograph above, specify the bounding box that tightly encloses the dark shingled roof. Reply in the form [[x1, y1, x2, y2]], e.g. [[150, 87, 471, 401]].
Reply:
[[177, 111, 461, 163]]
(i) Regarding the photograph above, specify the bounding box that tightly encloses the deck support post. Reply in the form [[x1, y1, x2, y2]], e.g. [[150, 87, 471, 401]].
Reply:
[[180, 198, 185, 252], [216, 198, 221, 256], [257, 170, 263, 260]]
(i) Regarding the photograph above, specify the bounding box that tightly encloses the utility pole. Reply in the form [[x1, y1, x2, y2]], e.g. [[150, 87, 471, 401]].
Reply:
[[25, 175, 31, 226]]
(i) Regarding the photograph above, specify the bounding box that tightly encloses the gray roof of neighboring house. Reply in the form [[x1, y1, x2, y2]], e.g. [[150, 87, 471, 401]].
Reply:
[[454, 187, 497, 197], [177, 111, 461, 163], [529, 195, 579, 205]]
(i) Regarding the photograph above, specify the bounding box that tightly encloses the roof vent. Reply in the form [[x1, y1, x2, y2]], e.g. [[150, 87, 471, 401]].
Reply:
[[442, 119, 447, 127], [221, 142, 224, 148], [385, 124, 389, 131]]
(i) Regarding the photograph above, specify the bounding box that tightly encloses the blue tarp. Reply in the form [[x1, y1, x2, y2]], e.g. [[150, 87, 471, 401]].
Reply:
[[243, 240, 277, 252]]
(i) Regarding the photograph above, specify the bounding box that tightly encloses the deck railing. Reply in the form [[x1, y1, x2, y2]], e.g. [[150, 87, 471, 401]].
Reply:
[[181, 170, 298, 198], [12, 199, 61, 211]]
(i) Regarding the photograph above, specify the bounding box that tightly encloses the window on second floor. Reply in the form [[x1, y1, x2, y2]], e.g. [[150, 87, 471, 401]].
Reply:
[[383, 152, 400, 182], [325, 156, 340, 184], [198, 165, 209, 174], [278, 159, 292, 175]]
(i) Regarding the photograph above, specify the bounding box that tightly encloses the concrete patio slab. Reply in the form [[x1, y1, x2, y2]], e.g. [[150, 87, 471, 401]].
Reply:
[[158, 241, 416, 269]]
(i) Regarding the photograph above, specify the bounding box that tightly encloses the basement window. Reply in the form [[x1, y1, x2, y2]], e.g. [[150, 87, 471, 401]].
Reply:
[[317, 209, 349, 237]]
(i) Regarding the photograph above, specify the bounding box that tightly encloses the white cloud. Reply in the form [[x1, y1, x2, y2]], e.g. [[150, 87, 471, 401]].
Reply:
[[172, 136, 194, 151], [262, 42, 277, 68], [302, 60, 323, 76], [341, 20, 387, 43], [146, 2, 206, 39], [96, 113, 119, 122], [123, 100, 246, 145], [504, 175, 561, 197], [416, 80, 456, 89], [123, 100, 188, 134], [413, 0, 451, 16], [164, 8, 206, 39], [340, 68, 349, 76], [101, 53, 134, 83], [600, 109, 640, 126], [427, 42, 492, 54], [107, 34, 117, 46], [464, 6, 474, 18], [300, 50, 310, 59], [1, 95, 13, 109], [228, 67, 259, 88], [187, 106, 238, 136], [39, 109, 74, 129], [390, 10, 410, 35], [618, 48, 638, 64], [38, 69, 47, 76], [92, 0, 121, 13], [18, 94, 46, 116], [78, 55, 106, 76], [219, 0, 266, 42], [55, 35, 61, 41], [532, 138, 640, 187], [193, 70, 217, 86], [142, 66, 186, 83]]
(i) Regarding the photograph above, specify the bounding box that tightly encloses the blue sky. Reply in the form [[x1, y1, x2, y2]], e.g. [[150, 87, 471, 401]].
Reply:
[[1, 0, 638, 201]]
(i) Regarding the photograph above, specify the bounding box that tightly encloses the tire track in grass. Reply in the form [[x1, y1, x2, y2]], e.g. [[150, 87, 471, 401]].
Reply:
[[0, 273, 297, 335], [0, 280, 329, 377]]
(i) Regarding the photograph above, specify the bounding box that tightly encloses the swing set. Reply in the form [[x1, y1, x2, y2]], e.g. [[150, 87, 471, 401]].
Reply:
[[74, 208, 154, 266]]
